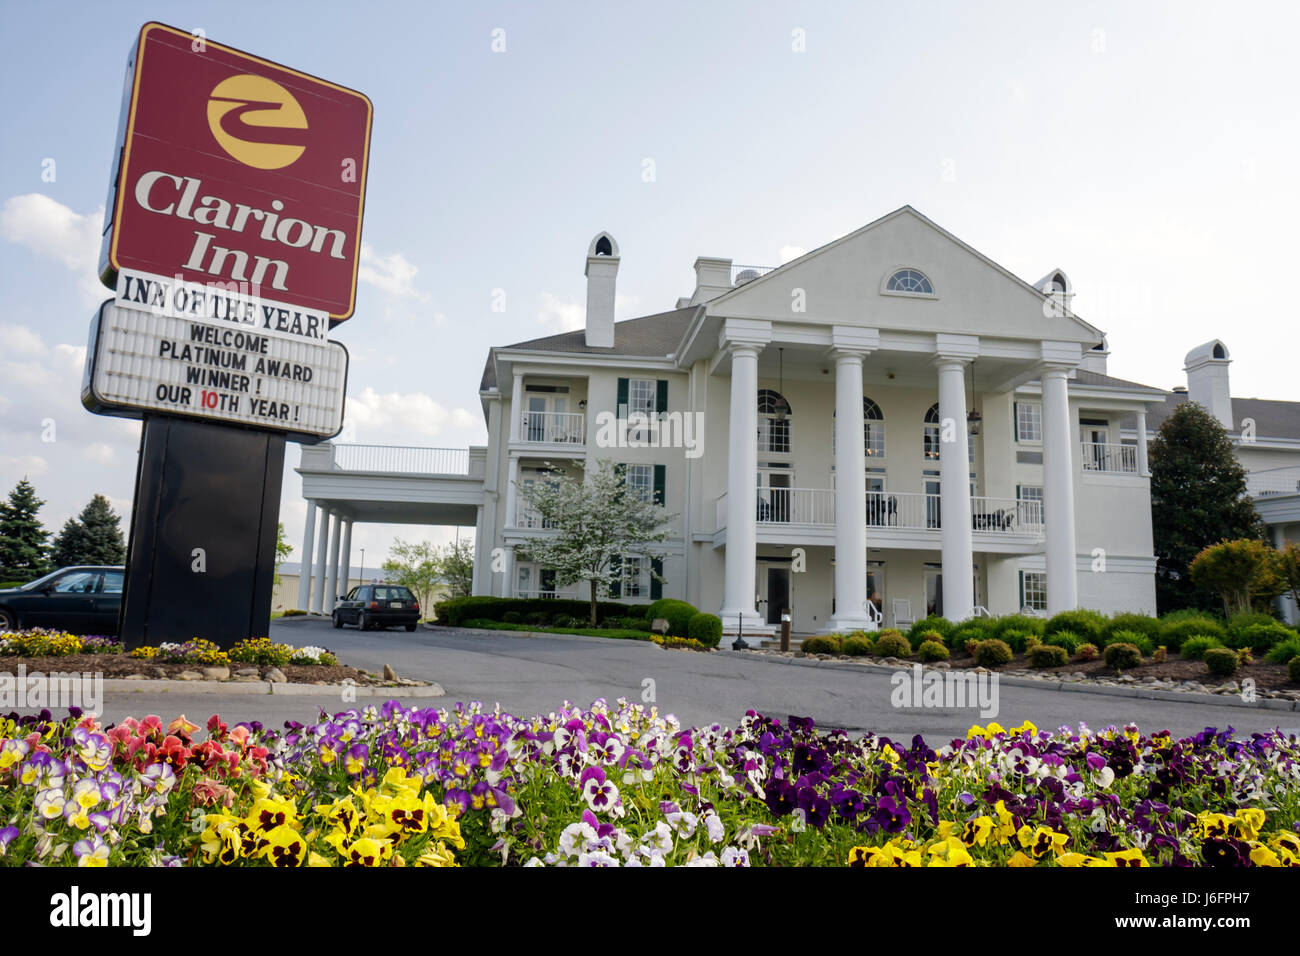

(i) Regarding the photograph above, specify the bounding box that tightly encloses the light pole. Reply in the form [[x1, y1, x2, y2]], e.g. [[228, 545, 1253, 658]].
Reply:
[[359, 548, 365, 583]]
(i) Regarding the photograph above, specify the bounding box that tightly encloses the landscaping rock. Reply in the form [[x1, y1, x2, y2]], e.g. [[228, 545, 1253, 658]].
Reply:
[[383, 663, 397, 681], [124, 673, 148, 680], [264, 667, 287, 683], [202, 666, 230, 681], [177, 670, 204, 681], [235, 667, 258, 678], [151, 667, 168, 679]]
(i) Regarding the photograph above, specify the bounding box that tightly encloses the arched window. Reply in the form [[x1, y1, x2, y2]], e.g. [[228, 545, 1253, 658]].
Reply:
[[594, 235, 613, 256], [863, 397, 885, 458], [923, 401, 941, 460], [757, 389, 791, 453], [886, 269, 934, 295]]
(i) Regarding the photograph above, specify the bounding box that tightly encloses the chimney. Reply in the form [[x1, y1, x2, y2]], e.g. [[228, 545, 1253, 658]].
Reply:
[[584, 232, 619, 348], [1184, 340, 1233, 429], [1079, 333, 1109, 374], [690, 257, 733, 305]]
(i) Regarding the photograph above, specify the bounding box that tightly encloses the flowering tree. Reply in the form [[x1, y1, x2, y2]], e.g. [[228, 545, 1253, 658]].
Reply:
[[515, 460, 674, 626]]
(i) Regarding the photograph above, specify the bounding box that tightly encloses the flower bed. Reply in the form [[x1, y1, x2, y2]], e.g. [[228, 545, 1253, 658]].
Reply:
[[2, 700, 1297, 867]]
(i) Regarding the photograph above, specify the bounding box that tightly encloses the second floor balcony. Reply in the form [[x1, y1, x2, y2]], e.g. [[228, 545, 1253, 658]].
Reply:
[[518, 411, 586, 446]]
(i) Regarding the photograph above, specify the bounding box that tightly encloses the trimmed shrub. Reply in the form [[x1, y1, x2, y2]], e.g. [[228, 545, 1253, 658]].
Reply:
[[842, 636, 874, 657], [999, 630, 1033, 654], [1226, 622, 1293, 653], [1024, 634, 1041, 652], [907, 616, 953, 645], [973, 639, 1013, 668], [1290, 656, 1300, 684], [1029, 644, 1069, 668], [1105, 613, 1162, 644], [1180, 636, 1224, 661], [1075, 642, 1099, 662], [1105, 629, 1154, 656], [645, 599, 699, 637], [917, 640, 949, 662], [1044, 631, 1081, 654], [1226, 612, 1280, 641], [1160, 616, 1225, 653], [1264, 638, 1300, 665], [438, 595, 637, 627], [502, 611, 524, 624], [872, 632, 912, 658], [914, 629, 945, 651], [948, 624, 989, 651], [801, 635, 842, 655], [523, 611, 549, 626], [1103, 642, 1142, 671], [964, 639, 979, 657], [1045, 609, 1107, 642], [1204, 647, 1240, 677], [986, 614, 1046, 640], [686, 613, 723, 648]]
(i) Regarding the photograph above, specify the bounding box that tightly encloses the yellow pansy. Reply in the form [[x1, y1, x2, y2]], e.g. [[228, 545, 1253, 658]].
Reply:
[[1104, 848, 1148, 867]]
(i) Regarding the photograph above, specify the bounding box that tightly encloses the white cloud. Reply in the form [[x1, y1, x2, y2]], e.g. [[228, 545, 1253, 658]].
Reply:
[[779, 245, 807, 263], [0, 194, 106, 305], [358, 243, 430, 301], [537, 292, 584, 334], [82, 442, 116, 465], [0, 455, 48, 478], [0, 324, 47, 356], [343, 387, 479, 443]]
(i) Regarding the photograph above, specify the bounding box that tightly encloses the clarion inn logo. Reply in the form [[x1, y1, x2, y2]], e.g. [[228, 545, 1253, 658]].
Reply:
[[207, 74, 309, 170], [49, 886, 151, 936]]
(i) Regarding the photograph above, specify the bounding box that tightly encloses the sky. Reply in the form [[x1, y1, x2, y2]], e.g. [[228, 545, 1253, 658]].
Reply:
[[1, 0, 1297, 569]]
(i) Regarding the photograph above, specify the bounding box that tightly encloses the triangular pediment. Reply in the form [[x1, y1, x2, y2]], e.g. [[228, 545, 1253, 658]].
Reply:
[[706, 206, 1101, 345]]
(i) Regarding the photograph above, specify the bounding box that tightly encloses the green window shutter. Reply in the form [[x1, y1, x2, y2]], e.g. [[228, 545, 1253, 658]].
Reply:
[[617, 378, 629, 419], [650, 557, 663, 600], [1012, 403, 1019, 443], [609, 555, 622, 598], [1018, 571, 1024, 609], [653, 464, 666, 505], [655, 379, 668, 415]]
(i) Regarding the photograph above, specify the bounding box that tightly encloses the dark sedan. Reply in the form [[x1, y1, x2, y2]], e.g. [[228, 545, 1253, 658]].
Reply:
[[332, 584, 420, 631], [0, 566, 124, 635]]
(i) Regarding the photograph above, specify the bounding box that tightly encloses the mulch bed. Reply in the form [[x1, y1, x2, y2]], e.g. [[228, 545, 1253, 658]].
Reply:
[[0, 654, 373, 684], [943, 652, 1298, 692]]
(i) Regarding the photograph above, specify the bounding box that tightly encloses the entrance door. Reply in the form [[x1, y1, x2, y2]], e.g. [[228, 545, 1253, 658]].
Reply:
[[866, 565, 884, 623], [765, 566, 790, 625], [924, 477, 942, 529], [925, 569, 943, 617]]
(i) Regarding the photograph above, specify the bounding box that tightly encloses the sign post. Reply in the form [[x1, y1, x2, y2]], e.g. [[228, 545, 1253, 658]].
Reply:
[[84, 22, 371, 648]]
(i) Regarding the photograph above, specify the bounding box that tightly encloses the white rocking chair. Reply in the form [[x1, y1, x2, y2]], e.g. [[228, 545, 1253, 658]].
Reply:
[[891, 598, 914, 631]]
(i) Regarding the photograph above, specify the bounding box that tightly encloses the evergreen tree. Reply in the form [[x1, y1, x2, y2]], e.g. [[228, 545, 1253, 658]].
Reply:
[[0, 478, 50, 579], [1149, 402, 1263, 612], [49, 494, 126, 567]]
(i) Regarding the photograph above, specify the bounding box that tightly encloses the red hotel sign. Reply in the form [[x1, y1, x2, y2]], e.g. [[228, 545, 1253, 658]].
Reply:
[[100, 22, 373, 322]]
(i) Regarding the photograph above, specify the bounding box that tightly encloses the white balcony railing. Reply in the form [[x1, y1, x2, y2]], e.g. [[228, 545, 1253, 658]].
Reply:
[[756, 487, 836, 524], [727, 488, 1044, 537], [520, 411, 585, 444], [516, 508, 558, 530], [513, 587, 580, 600], [1247, 466, 1300, 497], [331, 444, 470, 475], [1080, 441, 1139, 474]]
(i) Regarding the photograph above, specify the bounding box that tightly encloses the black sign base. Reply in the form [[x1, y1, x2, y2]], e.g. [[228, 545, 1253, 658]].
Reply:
[[119, 415, 285, 649]]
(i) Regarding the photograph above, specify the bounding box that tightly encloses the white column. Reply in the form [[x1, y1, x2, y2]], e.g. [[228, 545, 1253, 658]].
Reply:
[[297, 499, 318, 611], [472, 504, 486, 595], [1135, 408, 1150, 476], [825, 349, 871, 631], [325, 514, 343, 612], [503, 545, 516, 598], [339, 519, 353, 595], [509, 371, 524, 442], [937, 358, 974, 621], [720, 343, 765, 631], [505, 456, 520, 527], [1042, 366, 1079, 613], [312, 509, 333, 615]]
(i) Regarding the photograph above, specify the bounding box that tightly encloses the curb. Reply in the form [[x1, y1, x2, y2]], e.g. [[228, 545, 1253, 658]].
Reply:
[[100, 678, 444, 698], [711, 650, 1300, 713]]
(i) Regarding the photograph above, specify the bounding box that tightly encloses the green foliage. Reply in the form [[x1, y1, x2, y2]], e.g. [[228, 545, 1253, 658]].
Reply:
[[1180, 636, 1224, 660], [1105, 630, 1154, 656], [1226, 621, 1293, 652], [986, 614, 1046, 640], [1191, 540, 1285, 616], [1160, 616, 1226, 652], [686, 613, 722, 648], [917, 640, 949, 662], [1045, 609, 1107, 642], [1150, 403, 1263, 612], [1203, 647, 1240, 677], [907, 616, 952, 644], [973, 639, 1013, 668], [948, 623, 989, 650], [1103, 642, 1143, 671], [436, 595, 636, 627], [872, 632, 912, 658], [801, 635, 842, 655], [842, 636, 874, 657], [229, 637, 294, 668], [0, 478, 49, 578], [1044, 630, 1081, 654], [1265, 639, 1300, 665], [382, 539, 441, 616], [645, 599, 699, 637], [273, 523, 292, 588], [998, 630, 1033, 654], [1105, 613, 1161, 644], [435, 536, 475, 599], [1028, 644, 1068, 668], [1290, 656, 1300, 684], [460, 619, 651, 641], [50, 493, 126, 568], [1075, 643, 1099, 662]]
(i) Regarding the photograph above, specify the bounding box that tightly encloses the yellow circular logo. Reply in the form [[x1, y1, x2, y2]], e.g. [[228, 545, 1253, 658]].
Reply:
[[206, 74, 308, 170]]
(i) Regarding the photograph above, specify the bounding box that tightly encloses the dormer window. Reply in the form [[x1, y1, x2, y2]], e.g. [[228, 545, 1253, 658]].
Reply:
[[886, 269, 934, 295]]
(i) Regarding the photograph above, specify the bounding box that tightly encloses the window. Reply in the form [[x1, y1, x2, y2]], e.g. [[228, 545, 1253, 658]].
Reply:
[[1020, 571, 1047, 612], [923, 402, 941, 460], [53, 571, 100, 594], [628, 379, 655, 417], [863, 397, 886, 458], [1015, 402, 1042, 443], [758, 389, 792, 453], [625, 464, 653, 503], [1017, 485, 1043, 526], [622, 556, 648, 598], [100, 571, 124, 594], [886, 269, 934, 295]]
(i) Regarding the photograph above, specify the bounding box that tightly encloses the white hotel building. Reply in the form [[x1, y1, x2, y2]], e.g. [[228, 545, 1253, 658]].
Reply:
[[294, 207, 1299, 633]]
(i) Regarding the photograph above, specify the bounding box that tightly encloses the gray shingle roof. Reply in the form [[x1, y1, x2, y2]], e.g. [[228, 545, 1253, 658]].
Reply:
[[1071, 369, 1166, 392], [480, 306, 696, 390], [1136, 393, 1300, 440]]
